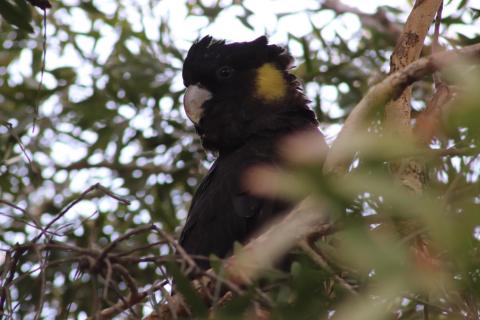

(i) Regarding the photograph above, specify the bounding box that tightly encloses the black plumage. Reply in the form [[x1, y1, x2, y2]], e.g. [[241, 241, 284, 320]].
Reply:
[[179, 35, 323, 271]]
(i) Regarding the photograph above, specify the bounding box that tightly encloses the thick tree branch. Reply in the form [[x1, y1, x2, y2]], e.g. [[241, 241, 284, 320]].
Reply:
[[385, 0, 442, 193], [324, 42, 480, 173]]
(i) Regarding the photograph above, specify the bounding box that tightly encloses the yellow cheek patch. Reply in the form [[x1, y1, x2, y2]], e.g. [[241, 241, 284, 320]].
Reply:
[[255, 63, 286, 103]]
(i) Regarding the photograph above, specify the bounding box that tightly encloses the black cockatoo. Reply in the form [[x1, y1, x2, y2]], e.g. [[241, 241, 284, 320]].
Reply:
[[180, 35, 325, 271]]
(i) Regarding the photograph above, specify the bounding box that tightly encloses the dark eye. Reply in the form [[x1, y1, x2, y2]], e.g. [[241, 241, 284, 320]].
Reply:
[[216, 66, 234, 79]]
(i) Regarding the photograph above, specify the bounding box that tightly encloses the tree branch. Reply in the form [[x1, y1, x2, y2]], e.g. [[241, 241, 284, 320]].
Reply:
[[57, 160, 170, 174], [324, 42, 480, 173], [385, 0, 442, 193]]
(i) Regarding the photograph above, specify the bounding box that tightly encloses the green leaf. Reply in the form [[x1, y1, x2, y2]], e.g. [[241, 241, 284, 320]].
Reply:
[[49, 66, 77, 84], [457, 0, 468, 9], [471, 8, 480, 20], [0, 0, 34, 33]]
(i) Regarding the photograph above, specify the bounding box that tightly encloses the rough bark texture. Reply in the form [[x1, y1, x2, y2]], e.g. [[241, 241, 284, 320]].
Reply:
[[385, 0, 443, 193]]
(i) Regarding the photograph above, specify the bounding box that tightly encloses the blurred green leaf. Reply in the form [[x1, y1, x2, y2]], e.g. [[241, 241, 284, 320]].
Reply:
[[166, 262, 208, 317], [0, 0, 33, 32]]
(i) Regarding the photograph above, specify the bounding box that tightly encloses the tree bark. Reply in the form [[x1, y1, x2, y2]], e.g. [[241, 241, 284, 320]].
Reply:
[[385, 0, 443, 193]]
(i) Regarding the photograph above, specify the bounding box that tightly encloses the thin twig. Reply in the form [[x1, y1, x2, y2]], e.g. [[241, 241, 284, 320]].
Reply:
[[0, 200, 26, 214], [112, 264, 139, 297], [99, 273, 134, 317], [57, 160, 171, 174], [431, 147, 478, 157], [153, 225, 197, 275], [55, 210, 99, 236], [0, 210, 59, 236], [432, 1, 444, 87], [32, 183, 130, 243], [32, 9, 48, 132], [94, 184, 131, 205], [99, 280, 171, 318], [112, 240, 168, 257], [1, 121, 35, 172], [97, 224, 154, 264], [444, 154, 479, 201], [201, 271, 244, 297], [10, 257, 79, 287], [102, 258, 113, 300], [0, 247, 28, 316], [158, 284, 178, 320], [405, 294, 454, 314], [33, 237, 51, 320], [299, 239, 358, 296]]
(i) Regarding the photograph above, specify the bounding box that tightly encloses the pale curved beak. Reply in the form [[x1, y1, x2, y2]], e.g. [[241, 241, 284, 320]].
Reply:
[[183, 84, 212, 124]]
